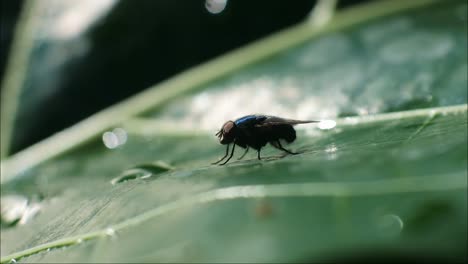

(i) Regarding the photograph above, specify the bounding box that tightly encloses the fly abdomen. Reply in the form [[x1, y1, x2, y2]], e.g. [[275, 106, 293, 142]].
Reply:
[[277, 125, 296, 143]]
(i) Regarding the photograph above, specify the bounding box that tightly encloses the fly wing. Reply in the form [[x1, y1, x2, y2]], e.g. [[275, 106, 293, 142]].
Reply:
[[254, 116, 319, 127], [235, 115, 267, 128]]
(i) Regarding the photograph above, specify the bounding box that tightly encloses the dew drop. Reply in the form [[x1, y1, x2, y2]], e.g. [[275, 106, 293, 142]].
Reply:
[[205, 0, 227, 14], [19, 203, 42, 225], [76, 238, 83, 244], [1, 195, 42, 226], [102, 131, 119, 149], [325, 144, 337, 153], [318, 119, 336, 130], [105, 227, 116, 236], [378, 214, 404, 235], [325, 144, 338, 160], [110, 161, 174, 185], [102, 128, 128, 149], [112, 128, 128, 145], [1, 195, 28, 225], [110, 168, 152, 185], [9, 259, 17, 264]]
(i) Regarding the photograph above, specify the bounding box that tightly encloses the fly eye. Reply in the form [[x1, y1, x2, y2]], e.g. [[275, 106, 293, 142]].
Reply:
[[222, 121, 234, 134]]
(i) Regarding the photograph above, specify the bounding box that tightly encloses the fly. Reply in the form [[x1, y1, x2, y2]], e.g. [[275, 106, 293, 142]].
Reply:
[[213, 114, 319, 165]]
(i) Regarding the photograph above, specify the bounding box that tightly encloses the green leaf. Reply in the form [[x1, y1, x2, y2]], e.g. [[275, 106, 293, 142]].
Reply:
[[1, 0, 467, 263]]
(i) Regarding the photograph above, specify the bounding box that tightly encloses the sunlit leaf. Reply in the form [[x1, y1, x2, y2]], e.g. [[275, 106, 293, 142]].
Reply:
[[1, 0, 466, 263]]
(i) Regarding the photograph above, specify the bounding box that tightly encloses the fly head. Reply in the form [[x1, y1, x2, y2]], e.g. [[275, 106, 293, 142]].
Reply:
[[216, 121, 237, 144]]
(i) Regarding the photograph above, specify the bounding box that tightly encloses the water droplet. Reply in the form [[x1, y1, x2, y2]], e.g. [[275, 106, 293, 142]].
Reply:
[[112, 128, 128, 145], [9, 259, 16, 263], [378, 214, 404, 235], [325, 144, 337, 153], [102, 131, 119, 149], [46, 248, 51, 252], [110, 161, 174, 185], [102, 128, 128, 149], [110, 168, 152, 185], [18, 203, 42, 225], [105, 227, 116, 236], [318, 120, 336, 130], [1, 195, 28, 225], [1, 195, 41, 226], [76, 238, 83, 244], [324, 144, 338, 160], [205, 0, 227, 14]]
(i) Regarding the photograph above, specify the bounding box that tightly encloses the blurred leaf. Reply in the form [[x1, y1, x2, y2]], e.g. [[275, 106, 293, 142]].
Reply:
[[1, 0, 467, 263]]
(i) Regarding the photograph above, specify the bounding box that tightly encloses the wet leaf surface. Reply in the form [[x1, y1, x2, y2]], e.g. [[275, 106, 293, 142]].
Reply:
[[1, 1, 467, 263]]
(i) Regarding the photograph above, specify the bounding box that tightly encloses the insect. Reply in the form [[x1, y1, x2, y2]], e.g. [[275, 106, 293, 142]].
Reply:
[[213, 114, 319, 165]]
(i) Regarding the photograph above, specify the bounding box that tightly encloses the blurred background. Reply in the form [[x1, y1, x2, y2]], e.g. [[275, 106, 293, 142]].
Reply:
[[1, 0, 372, 156]]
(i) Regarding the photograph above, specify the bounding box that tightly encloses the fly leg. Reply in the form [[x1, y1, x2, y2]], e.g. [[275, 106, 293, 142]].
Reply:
[[237, 147, 249, 160], [220, 143, 236, 165], [257, 149, 261, 160], [271, 140, 298, 155], [212, 144, 230, 164]]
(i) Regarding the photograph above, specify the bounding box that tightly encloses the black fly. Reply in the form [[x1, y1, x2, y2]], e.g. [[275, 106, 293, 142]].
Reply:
[[213, 115, 319, 165]]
